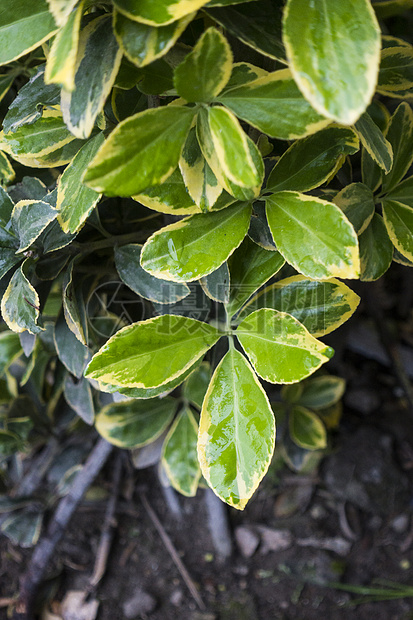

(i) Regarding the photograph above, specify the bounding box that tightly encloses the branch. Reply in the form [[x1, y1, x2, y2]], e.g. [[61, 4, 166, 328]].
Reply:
[[15, 438, 113, 619]]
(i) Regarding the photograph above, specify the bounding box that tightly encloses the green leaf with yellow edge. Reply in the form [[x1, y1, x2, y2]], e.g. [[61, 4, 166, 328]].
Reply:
[[354, 112, 393, 173], [46, 0, 78, 27], [385, 174, 413, 207], [12, 199, 57, 253], [179, 127, 225, 212], [333, 183, 375, 235], [64, 375, 94, 425], [289, 406, 327, 450], [134, 167, 201, 215], [266, 126, 359, 193], [239, 276, 360, 337], [208, 106, 263, 189], [98, 358, 202, 399], [206, 0, 286, 62], [382, 199, 413, 262], [196, 107, 262, 201], [95, 397, 177, 448], [162, 406, 201, 496], [113, 9, 193, 68], [174, 27, 232, 102], [283, 0, 380, 125], [382, 103, 413, 193], [115, 243, 190, 304], [85, 315, 222, 388], [141, 202, 251, 282], [0, 331, 22, 376], [183, 362, 210, 408], [266, 191, 360, 280], [378, 46, 413, 98], [0, 151, 15, 185], [61, 16, 123, 139], [218, 70, 330, 140], [200, 262, 230, 303], [1, 259, 43, 334], [359, 213, 393, 281], [84, 105, 196, 196], [57, 132, 104, 233], [297, 375, 346, 410], [0, 0, 58, 66], [3, 68, 60, 135], [45, 0, 84, 91], [198, 346, 275, 510], [236, 308, 334, 384], [0, 110, 86, 168], [226, 236, 285, 318], [113, 0, 209, 26]]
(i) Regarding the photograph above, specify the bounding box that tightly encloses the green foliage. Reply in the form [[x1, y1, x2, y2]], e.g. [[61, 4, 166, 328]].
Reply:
[[0, 0, 412, 513]]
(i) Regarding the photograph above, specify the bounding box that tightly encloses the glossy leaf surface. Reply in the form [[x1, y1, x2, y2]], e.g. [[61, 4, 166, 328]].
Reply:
[[236, 308, 334, 384], [266, 126, 359, 193], [179, 127, 225, 211], [290, 406, 327, 450], [1, 259, 43, 334], [84, 106, 196, 196], [12, 199, 57, 253], [134, 167, 201, 215], [61, 16, 123, 139], [218, 70, 329, 140], [44, 1, 84, 91], [266, 192, 360, 280], [382, 199, 413, 261], [174, 27, 232, 102], [198, 347, 275, 510], [112, 0, 209, 26], [354, 112, 393, 173], [85, 315, 222, 388], [96, 398, 177, 448], [333, 182, 375, 235], [298, 376, 346, 409], [162, 406, 201, 496], [0, 1, 57, 65], [283, 0, 381, 124], [141, 202, 251, 282], [114, 9, 193, 68], [57, 132, 104, 233], [240, 276, 360, 337]]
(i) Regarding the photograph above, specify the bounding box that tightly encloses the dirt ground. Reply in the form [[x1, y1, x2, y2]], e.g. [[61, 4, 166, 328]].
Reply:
[[1, 270, 413, 620]]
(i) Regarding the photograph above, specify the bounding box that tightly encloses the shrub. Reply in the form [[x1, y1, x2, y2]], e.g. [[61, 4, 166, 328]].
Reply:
[[0, 0, 412, 516]]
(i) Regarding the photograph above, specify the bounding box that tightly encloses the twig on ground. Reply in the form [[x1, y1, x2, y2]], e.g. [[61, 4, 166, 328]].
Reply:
[[138, 491, 206, 611], [14, 438, 113, 620], [204, 488, 233, 562], [89, 452, 122, 588]]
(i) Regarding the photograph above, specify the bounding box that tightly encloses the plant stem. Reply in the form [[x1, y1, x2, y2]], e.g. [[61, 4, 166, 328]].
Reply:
[[69, 230, 148, 255]]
